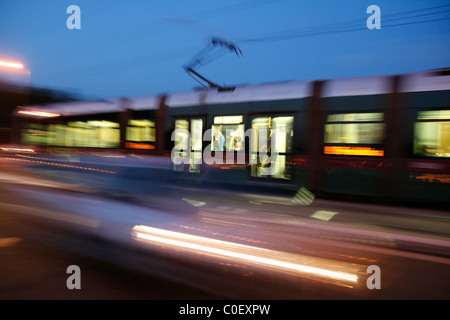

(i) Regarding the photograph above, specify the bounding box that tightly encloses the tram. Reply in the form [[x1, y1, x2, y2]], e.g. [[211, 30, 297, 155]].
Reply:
[[11, 68, 450, 204]]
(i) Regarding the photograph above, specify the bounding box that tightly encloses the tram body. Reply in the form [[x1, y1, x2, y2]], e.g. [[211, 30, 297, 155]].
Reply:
[[11, 69, 450, 204]]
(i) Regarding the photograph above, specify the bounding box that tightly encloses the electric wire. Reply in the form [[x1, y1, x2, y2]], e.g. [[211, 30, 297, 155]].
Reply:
[[239, 5, 450, 44], [33, 4, 450, 83]]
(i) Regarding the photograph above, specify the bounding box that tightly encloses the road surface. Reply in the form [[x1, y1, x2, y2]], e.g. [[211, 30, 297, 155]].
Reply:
[[0, 155, 449, 300]]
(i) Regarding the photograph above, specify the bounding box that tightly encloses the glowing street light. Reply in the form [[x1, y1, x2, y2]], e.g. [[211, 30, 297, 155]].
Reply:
[[0, 60, 24, 69], [17, 109, 60, 118]]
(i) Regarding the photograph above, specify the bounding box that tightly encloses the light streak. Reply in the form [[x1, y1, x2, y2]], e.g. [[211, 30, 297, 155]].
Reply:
[[3, 156, 116, 174], [0, 237, 22, 247], [324, 146, 384, 156], [0, 147, 35, 153], [0, 60, 24, 69], [132, 225, 359, 283], [17, 110, 60, 118]]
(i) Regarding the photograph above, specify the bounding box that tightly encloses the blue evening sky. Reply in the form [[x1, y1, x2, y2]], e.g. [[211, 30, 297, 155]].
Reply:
[[1, 0, 449, 99]]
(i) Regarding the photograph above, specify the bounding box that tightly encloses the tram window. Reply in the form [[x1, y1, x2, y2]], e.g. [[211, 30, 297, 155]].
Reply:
[[22, 123, 54, 146], [172, 118, 203, 172], [211, 115, 245, 152], [324, 112, 385, 156], [250, 116, 294, 180], [173, 120, 189, 171], [189, 119, 203, 173], [126, 119, 155, 149], [64, 120, 120, 148], [327, 113, 384, 123], [22, 120, 121, 148], [414, 110, 450, 158]]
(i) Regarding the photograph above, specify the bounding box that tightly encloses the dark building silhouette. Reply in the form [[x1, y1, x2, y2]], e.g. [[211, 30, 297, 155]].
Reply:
[[0, 82, 79, 144]]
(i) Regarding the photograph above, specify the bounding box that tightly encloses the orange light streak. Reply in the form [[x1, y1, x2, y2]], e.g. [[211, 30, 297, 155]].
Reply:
[[126, 142, 155, 150], [324, 146, 384, 157], [4, 156, 116, 174]]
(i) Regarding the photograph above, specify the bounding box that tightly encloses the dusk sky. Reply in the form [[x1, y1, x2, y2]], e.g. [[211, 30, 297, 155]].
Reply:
[[1, 0, 449, 100]]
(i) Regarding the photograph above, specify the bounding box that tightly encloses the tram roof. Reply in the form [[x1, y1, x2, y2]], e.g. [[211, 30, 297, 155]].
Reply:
[[15, 69, 450, 118]]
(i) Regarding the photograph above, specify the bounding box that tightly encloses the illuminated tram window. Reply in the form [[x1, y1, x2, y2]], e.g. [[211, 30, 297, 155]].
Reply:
[[22, 120, 121, 148], [414, 110, 450, 158], [324, 112, 385, 156], [173, 120, 189, 171], [190, 118, 203, 173], [126, 119, 155, 149], [172, 119, 203, 172], [22, 123, 53, 146], [327, 113, 384, 123], [250, 116, 294, 180], [66, 120, 120, 148], [211, 115, 245, 152], [213, 115, 243, 124], [417, 110, 450, 120]]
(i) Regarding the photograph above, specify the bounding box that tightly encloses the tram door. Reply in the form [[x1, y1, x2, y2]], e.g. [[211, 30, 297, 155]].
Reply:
[[249, 115, 294, 180], [172, 117, 204, 173]]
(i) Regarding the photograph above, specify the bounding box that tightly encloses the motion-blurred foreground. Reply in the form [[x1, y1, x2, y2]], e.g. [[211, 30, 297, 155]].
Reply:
[[0, 151, 449, 299], [1, 67, 450, 299]]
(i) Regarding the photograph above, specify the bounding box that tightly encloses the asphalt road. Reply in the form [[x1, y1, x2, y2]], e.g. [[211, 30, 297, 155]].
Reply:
[[0, 157, 449, 300], [0, 207, 217, 300]]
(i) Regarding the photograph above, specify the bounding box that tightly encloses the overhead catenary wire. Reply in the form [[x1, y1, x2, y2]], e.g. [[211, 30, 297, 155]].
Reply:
[[36, 3, 450, 81], [239, 4, 450, 44]]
